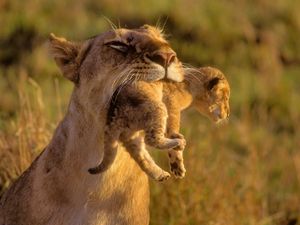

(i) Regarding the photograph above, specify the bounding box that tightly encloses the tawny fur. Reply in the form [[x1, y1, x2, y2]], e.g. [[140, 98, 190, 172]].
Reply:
[[88, 81, 186, 181], [0, 25, 184, 225], [164, 67, 230, 177], [89, 67, 230, 180]]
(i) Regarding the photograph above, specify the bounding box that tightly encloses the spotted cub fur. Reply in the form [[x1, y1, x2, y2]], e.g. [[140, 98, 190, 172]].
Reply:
[[89, 67, 230, 181]]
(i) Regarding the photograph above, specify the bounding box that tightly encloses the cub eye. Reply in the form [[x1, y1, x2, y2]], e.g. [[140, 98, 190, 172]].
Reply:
[[106, 41, 129, 53]]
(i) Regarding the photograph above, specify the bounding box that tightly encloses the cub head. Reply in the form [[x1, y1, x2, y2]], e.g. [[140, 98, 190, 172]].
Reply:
[[186, 67, 230, 123]]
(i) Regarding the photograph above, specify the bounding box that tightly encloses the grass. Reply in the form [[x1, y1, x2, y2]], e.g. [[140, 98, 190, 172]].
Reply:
[[149, 74, 300, 224], [1, 0, 300, 224]]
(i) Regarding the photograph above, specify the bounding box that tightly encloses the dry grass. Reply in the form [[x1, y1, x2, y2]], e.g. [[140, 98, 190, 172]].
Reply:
[[1, 0, 300, 224], [0, 71, 53, 194], [0, 71, 299, 225], [150, 114, 300, 225]]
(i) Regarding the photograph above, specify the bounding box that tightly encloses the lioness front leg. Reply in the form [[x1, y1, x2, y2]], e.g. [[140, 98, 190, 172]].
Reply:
[[121, 132, 170, 182]]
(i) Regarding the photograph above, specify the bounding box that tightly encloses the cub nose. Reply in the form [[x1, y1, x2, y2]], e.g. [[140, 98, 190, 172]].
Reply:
[[147, 51, 176, 68]]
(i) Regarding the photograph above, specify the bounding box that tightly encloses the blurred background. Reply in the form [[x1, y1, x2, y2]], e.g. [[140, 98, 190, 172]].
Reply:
[[0, 0, 299, 224]]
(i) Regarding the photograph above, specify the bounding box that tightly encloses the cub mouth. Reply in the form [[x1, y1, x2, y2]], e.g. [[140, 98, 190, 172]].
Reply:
[[211, 108, 229, 124]]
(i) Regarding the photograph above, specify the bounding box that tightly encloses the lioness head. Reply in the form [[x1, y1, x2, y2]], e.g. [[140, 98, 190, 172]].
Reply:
[[49, 25, 184, 110], [185, 67, 230, 123]]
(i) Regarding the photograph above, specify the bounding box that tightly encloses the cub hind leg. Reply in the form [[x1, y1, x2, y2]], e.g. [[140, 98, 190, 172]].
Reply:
[[121, 132, 170, 182], [168, 150, 186, 178], [143, 103, 185, 151], [166, 133, 186, 178]]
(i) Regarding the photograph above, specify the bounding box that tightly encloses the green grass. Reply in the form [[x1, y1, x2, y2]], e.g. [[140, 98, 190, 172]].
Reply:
[[0, 0, 300, 224]]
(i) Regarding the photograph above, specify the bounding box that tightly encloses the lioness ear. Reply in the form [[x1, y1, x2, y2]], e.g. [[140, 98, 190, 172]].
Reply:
[[49, 33, 81, 83]]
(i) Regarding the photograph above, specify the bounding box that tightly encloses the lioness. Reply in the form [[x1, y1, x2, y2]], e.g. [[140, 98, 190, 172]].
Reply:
[[0, 25, 184, 225], [88, 67, 230, 181]]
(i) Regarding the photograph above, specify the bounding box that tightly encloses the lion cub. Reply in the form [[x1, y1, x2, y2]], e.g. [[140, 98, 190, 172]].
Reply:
[[164, 67, 230, 178], [89, 67, 230, 181]]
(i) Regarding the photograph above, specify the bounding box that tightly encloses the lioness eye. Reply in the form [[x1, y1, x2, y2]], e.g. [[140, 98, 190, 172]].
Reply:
[[106, 41, 129, 53]]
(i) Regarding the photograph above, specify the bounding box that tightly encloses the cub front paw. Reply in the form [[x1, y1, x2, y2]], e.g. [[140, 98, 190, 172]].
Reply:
[[155, 171, 171, 182], [170, 133, 184, 140], [170, 133, 186, 151], [173, 138, 186, 151]]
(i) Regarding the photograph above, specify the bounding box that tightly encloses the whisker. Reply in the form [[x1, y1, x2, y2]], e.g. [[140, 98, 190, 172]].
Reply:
[[107, 68, 135, 104], [112, 72, 135, 104], [113, 67, 133, 86], [182, 64, 210, 84], [161, 16, 168, 32], [184, 71, 202, 83], [112, 69, 128, 89], [182, 62, 198, 69], [103, 68, 132, 109], [103, 16, 117, 31], [155, 16, 162, 31]]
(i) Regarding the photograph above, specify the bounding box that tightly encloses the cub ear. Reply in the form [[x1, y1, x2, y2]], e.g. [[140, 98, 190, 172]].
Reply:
[[49, 33, 81, 83], [207, 77, 220, 90]]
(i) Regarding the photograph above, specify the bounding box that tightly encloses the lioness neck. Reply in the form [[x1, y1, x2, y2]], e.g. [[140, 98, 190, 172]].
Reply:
[[31, 90, 150, 224]]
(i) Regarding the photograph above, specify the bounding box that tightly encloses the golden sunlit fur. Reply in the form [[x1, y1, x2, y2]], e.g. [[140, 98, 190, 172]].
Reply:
[[88, 67, 230, 181], [0, 25, 183, 225], [165, 66, 230, 177], [88, 81, 186, 181]]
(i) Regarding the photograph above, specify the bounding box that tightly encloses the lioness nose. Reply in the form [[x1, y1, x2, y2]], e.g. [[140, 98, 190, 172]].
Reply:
[[148, 51, 176, 68]]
